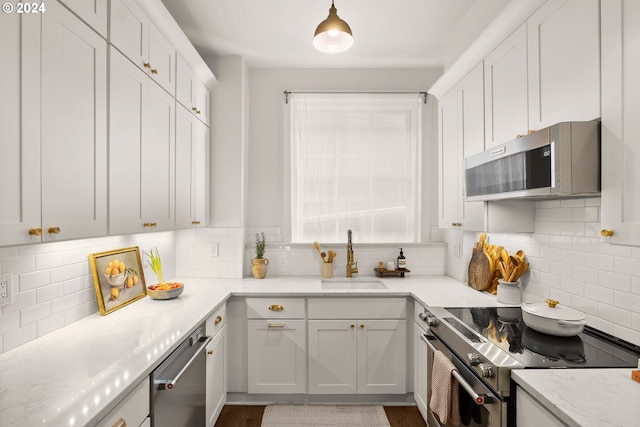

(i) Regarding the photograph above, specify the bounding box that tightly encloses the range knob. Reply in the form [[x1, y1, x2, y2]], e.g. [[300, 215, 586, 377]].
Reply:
[[467, 352, 480, 366], [478, 363, 494, 378], [426, 316, 439, 327]]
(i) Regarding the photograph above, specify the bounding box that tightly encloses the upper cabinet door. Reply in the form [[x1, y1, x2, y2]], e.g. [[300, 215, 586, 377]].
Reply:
[[40, 1, 108, 241], [438, 90, 460, 230], [0, 13, 41, 246], [527, 0, 600, 130], [176, 54, 194, 108], [58, 0, 108, 37], [484, 24, 529, 148], [601, 0, 640, 246], [148, 24, 176, 95], [110, 0, 149, 70]]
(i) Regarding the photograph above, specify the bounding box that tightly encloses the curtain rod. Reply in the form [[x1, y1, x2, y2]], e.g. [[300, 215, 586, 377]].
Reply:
[[284, 90, 429, 104]]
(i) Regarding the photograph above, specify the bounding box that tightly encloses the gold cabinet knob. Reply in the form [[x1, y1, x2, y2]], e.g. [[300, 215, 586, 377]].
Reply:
[[207, 350, 213, 355], [214, 316, 222, 325], [47, 227, 60, 234], [268, 304, 284, 311], [350, 324, 355, 329], [143, 62, 150, 69], [196, 109, 201, 115], [112, 418, 127, 427], [192, 106, 198, 112], [28, 228, 42, 236], [600, 229, 614, 237], [151, 69, 158, 74], [360, 324, 365, 329]]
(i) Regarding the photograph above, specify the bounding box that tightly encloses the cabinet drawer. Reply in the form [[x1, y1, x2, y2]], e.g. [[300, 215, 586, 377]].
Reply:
[[206, 303, 227, 336], [308, 298, 406, 319], [247, 298, 305, 319], [97, 377, 149, 427]]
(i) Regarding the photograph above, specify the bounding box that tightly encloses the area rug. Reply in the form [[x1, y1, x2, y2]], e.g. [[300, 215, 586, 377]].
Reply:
[[261, 403, 391, 427]]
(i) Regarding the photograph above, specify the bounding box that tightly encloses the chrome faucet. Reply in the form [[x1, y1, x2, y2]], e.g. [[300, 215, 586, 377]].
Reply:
[[346, 229, 358, 277]]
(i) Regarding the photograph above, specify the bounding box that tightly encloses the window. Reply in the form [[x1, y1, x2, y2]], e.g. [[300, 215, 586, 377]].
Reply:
[[289, 93, 422, 243]]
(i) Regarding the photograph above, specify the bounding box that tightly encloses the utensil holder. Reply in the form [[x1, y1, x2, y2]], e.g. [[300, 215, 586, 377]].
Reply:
[[497, 280, 521, 304], [322, 262, 333, 278]]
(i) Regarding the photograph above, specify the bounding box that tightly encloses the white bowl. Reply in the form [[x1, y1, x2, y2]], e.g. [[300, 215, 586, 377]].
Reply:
[[105, 271, 126, 287]]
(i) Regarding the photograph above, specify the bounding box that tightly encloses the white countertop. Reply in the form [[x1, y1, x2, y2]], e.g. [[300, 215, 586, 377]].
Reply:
[[0, 274, 501, 426], [7, 274, 635, 427], [512, 369, 640, 427]]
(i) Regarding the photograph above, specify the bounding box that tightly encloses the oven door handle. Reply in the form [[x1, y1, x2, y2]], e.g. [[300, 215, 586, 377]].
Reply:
[[420, 334, 494, 405]]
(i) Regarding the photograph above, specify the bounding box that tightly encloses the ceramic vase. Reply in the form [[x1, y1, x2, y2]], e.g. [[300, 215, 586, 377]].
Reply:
[[252, 258, 269, 279]]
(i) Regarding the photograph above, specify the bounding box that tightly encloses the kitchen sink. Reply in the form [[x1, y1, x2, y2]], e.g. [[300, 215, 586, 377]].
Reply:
[[320, 278, 387, 290]]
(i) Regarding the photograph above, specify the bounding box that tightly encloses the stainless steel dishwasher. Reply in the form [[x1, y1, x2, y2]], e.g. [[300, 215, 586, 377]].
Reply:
[[151, 324, 212, 427]]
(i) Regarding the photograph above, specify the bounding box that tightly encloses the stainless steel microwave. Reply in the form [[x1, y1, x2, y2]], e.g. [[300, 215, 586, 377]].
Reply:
[[465, 121, 600, 201]]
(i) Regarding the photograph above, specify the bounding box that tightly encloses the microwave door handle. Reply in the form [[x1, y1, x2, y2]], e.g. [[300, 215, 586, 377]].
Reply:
[[550, 140, 555, 188], [419, 334, 494, 405]]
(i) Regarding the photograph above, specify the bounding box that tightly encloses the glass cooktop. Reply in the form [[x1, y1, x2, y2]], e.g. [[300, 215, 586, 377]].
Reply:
[[444, 307, 640, 368]]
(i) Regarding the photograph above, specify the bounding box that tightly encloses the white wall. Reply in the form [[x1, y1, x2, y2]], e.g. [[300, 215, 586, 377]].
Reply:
[[246, 68, 442, 243], [443, 198, 640, 347]]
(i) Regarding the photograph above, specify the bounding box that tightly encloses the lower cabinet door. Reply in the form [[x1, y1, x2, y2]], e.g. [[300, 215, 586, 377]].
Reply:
[[357, 319, 406, 394], [308, 320, 358, 394], [414, 325, 429, 419], [247, 319, 306, 393], [206, 326, 226, 426]]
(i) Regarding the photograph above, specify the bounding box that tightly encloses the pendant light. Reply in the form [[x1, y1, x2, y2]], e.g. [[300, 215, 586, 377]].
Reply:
[[313, 1, 354, 54]]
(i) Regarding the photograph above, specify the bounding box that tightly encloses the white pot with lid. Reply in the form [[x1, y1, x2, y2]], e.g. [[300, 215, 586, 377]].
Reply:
[[521, 299, 587, 336]]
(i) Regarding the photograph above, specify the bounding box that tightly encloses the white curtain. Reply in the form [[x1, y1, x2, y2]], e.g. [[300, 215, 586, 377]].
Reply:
[[290, 93, 422, 243]]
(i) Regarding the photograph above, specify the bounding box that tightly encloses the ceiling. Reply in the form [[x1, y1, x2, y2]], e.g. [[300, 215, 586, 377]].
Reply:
[[160, 0, 487, 69]]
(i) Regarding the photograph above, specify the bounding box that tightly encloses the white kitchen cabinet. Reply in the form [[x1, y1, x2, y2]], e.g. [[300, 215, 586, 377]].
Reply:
[[109, 47, 176, 234], [176, 104, 209, 229], [246, 298, 306, 394], [58, 0, 108, 37], [110, 0, 176, 95], [516, 386, 566, 427], [527, 0, 600, 130], [484, 24, 529, 148], [0, 13, 41, 246], [307, 298, 406, 394], [601, 0, 640, 246], [96, 377, 150, 427], [485, 0, 600, 147], [176, 55, 210, 125], [40, 0, 108, 241], [206, 325, 226, 426]]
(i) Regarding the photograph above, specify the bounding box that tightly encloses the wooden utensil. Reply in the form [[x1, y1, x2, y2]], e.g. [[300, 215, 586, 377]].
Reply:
[[327, 250, 336, 263], [313, 242, 327, 262]]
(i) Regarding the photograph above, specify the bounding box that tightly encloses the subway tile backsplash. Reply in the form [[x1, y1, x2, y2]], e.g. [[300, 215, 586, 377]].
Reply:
[[3, 196, 640, 352], [0, 232, 176, 354], [444, 197, 640, 347]]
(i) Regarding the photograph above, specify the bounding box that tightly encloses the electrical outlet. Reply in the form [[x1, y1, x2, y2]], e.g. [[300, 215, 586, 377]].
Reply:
[[0, 273, 12, 305], [210, 243, 219, 257]]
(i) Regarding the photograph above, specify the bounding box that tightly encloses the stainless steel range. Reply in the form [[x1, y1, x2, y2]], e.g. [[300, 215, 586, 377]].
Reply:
[[418, 306, 640, 427]]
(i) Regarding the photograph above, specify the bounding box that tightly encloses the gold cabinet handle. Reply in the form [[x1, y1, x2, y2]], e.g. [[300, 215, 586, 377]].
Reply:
[[28, 228, 42, 236], [450, 222, 462, 227], [600, 229, 614, 237], [192, 221, 201, 225], [192, 106, 198, 112], [151, 69, 158, 74], [207, 350, 213, 355], [267, 323, 285, 328], [360, 324, 365, 329], [196, 109, 201, 115], [350, 324, 355, 329], [214, 316, 222, 325], [143, 62, 150, 69], [143, 223, 158, 228], [268, 304, 283, 311], [112, 418, 127, 427], [47, 227, 60, 234]]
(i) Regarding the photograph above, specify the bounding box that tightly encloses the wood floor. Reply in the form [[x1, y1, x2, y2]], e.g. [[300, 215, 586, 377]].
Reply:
[[214, 405, 427, 427]]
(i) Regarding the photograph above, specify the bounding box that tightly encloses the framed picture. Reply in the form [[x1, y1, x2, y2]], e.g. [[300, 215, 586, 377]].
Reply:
[[89, 246, 147, 315]]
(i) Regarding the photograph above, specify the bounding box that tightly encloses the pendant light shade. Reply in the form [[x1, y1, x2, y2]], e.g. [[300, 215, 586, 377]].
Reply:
[[313, 1, 353, 54]]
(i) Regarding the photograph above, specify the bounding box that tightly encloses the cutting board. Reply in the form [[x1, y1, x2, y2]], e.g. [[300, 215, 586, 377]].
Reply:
[[468, 247, 492, 291]]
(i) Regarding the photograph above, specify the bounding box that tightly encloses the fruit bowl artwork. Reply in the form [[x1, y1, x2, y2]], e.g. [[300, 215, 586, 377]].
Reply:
[[147, 282, 184, 300]]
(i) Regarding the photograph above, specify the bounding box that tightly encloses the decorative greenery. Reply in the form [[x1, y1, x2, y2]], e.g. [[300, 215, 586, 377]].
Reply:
[[255, 232, 266, 259], [145, 248, 165, 284]]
